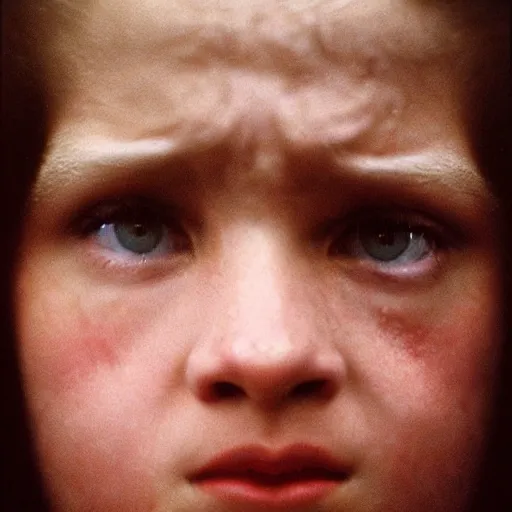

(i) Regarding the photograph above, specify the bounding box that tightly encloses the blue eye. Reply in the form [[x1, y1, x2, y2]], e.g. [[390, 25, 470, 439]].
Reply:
[[330, 216, 437, 265], [357, 223, 430, 263], [79, 199, 190, 259], [97, 220, 167, 255]]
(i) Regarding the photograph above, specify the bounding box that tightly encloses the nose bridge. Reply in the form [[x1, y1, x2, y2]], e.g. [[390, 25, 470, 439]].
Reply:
[[186, 224, 345, 407], [227, 225, 294, 361]]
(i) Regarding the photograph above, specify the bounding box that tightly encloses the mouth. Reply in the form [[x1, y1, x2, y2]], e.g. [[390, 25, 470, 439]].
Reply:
[[189, 444, 349, 509]]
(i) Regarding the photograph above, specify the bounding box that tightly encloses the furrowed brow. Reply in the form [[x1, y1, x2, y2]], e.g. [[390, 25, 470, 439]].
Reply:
[[32, 137, 195, 204], [328, 151, 497, 217]]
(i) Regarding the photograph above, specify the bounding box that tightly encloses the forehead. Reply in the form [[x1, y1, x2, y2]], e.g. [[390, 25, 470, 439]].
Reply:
[[51, 0, 457, 66], [85, 0, 447, 43], [40, 0, 466, 143]]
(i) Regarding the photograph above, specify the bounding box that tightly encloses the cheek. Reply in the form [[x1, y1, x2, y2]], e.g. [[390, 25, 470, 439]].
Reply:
[[363, 259, 501, 397], [357, 281, 501, 509], [17, 283, 136, 399], [15, 271, 185, 511], [372, 418, 485, 511], [16, 252, 201, 402], [34, 387, 160, 512]]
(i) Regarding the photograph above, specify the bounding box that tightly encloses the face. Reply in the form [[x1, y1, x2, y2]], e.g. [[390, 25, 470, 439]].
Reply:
[[15, 1, 502, 511]]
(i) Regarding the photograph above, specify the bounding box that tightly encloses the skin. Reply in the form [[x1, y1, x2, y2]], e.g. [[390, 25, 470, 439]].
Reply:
[[15, 0, 503, 511]]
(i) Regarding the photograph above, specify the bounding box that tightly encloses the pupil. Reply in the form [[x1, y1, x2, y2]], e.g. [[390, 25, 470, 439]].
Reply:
[[377, 230, 396, 246], [115, 220, 163, 254], [132, 224, 148, 237], [361, 224, 411, 262]]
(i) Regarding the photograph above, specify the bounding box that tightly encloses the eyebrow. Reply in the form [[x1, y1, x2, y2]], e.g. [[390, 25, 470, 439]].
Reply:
[[34, 135, 495, 219], [33, 136, 211, 203], [333, 151, 495, 207]]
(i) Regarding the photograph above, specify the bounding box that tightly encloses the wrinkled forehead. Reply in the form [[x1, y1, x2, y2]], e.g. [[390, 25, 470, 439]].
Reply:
[[36, 0, 468, 78], [19, 0, 506, 83], [19, 0, 507, 159], [82, 0, 449, 47]]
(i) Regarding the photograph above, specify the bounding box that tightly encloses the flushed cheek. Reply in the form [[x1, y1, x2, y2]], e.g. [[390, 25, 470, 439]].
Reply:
[[361, 299, 500, 509], [375, 342, 492, 510], [17, 285, 141, 402], [16, 247, 188, 398], [17, 289, 171, 510], [16, 274, 165, 507], [372, 294, 499, 425]]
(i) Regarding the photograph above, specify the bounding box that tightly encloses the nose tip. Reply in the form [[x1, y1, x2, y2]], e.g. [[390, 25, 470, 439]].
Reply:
[[187, 341, 345, 409]]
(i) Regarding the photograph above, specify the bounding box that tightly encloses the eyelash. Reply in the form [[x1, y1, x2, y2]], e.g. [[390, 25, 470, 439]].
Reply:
[[71, 197, 457, 279], [73, 197, 192, 269], [327, 209, 455, 278]]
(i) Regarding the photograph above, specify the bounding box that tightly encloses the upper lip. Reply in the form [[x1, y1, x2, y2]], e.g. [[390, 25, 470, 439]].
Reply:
[[189, 443, 350, 481]]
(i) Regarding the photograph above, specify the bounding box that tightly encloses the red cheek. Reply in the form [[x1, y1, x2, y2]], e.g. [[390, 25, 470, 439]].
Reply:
[[24, 307, 138, 396], [29, 333, 117, 396], [375, 297, 499, 406], [376, 306, 430, 358], [62, 331, 120, 383]]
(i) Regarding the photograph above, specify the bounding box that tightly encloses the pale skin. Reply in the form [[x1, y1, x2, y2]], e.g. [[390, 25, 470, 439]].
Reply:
[[15, 0, 502, 511]]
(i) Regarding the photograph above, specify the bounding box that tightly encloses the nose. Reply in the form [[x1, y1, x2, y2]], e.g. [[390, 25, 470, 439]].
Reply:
[[185, 228, 346, 409]]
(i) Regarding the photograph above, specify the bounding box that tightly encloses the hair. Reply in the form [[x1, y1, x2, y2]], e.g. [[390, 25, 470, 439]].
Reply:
[[1, 1, 510, 510], [2, 3, 50, 508]]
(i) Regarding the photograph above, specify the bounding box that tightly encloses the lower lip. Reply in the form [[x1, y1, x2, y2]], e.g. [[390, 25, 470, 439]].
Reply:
[[195, 477, 340, 509]]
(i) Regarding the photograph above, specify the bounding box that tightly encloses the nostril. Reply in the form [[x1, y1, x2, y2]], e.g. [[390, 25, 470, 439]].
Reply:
[[290, 379, 330, 400], [212, 382, 246, 400]]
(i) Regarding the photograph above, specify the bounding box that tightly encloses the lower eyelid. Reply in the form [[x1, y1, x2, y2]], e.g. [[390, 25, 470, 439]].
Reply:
[[76, 233, 193, 280], [363, 257, 442, 281]]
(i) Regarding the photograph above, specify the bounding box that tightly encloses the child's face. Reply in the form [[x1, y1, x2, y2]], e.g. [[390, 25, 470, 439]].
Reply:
[[15, 1, 502, 511]]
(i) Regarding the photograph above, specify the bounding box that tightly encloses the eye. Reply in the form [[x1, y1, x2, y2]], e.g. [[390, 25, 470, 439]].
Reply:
[[355, 220, 431, 263], [97, 220, 167, 255], [329, 214, 443, 266], [76, 198, 191, 260]]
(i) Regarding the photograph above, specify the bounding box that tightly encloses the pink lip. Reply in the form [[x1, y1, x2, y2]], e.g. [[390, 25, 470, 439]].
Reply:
[[189, 444, 349, 509]]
